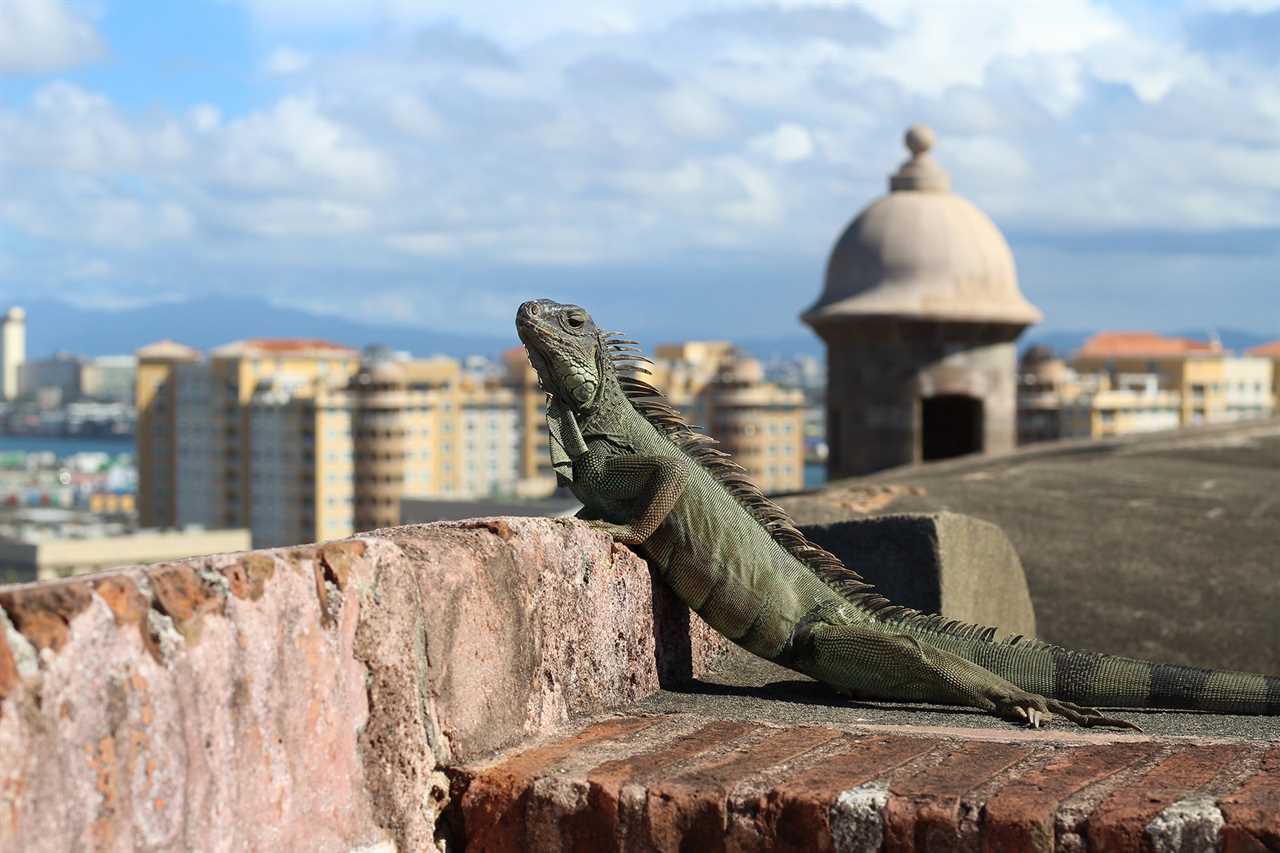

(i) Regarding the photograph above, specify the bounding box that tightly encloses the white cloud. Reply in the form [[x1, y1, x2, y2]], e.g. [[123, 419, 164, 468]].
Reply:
[[3, 0, 1280, 334], [232, 198, 374, 237], [658, 88, 732, 139], [265, 46, 310, 75], [384, 93, 443, 139], [614, 161, 707, 197], [1193, 0, 1280, 11], [716, 158, 784, 227], [0, 0, 103, 73], [216, 96, 392, 195], [386, 231, 461, 256], [189, 104, 222, 133], [748, 123, 815, 163]]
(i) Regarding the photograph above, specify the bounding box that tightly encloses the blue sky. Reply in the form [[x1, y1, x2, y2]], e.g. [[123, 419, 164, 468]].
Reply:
[[1, 0, 1278, 342]]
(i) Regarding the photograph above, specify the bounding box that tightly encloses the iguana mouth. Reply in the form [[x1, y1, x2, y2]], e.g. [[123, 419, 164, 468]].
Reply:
[[516, 301, 600, 408]]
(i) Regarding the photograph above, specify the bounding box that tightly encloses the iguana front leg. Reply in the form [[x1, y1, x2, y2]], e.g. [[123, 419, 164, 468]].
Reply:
[[575, 452, 692, 546], [803, 622, 1139, 730]]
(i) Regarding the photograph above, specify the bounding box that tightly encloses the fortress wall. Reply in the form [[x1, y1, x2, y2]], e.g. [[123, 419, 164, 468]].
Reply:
[[0, 517, 727, 853]]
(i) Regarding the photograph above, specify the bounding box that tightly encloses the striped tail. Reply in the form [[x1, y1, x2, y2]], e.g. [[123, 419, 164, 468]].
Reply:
[[905, 624, 1280, 714]]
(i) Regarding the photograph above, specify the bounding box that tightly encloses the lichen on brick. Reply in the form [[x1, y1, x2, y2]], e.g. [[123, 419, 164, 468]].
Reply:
[[830, 781, 889, 853]]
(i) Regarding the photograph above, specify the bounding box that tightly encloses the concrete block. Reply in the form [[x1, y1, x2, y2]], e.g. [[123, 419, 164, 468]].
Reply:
[[799, 511, 1037, 640]]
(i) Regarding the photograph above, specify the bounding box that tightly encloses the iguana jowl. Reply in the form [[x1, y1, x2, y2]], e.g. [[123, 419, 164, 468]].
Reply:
[[516, 298, 1280, 729]]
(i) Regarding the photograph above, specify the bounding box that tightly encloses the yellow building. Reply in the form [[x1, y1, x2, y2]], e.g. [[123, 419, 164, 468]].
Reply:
[[135, 340, 200, 527], [1019, 348, 1183, 442], [1072, 332, 1273, 427], [697, 358, 805, 494], [140, 340, 528, 548], [500, 338, 804, 494], [649, 343, 805, 494], [1019, 335, 1273, 444], [1246, 341, 1280, 413], [502, 346, 556, 490], [1073, 332, 1225, 426], [649, 341, 735, 400]]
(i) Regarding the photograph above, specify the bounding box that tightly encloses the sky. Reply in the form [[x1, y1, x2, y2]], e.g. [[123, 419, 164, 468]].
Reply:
[[0, 0, 1278, 343]]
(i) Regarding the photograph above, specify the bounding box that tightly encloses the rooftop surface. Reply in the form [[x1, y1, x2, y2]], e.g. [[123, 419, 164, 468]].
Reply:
[[778, 418, 1280, 678], [645, 644, 1280, 741]]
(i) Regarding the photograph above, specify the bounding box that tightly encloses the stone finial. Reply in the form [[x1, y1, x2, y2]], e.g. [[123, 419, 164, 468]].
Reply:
[[905, 124, 935, 155], [890, 123, 950, 193]]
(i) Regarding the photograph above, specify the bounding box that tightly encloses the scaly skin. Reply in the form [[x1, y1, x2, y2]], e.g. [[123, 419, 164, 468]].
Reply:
[[516, 298, 1280, 730]]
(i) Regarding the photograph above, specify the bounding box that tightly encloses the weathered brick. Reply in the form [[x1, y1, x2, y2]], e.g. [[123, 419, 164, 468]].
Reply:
[[575, 719, 756, 852], [763, 735, 940, 853], [147, 564, 222, 633], [91, 575, 160, 661], [456, 519, 514, 541], [1086, 743, 1248, 853], [319, 540, 365, 590], [461, 716, 660, 853], [1218, 745, 1280, 853], [980, 742, 1159, 853], [91, 576, 148, 626], [640, 726, 844, 853], [0, 629, 18, 701], [885, 740, 1034, 853], [0, 584, 93, 652], [220, 552, 275, 601]]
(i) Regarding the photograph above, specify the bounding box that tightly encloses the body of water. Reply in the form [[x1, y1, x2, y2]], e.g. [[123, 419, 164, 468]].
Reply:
[[0, 435, 135, 458], [804, 461, 826, 490]]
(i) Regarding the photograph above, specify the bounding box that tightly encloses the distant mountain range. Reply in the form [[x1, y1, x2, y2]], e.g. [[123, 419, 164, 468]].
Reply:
[[8, 295, 1275, 361], [1020, 328, 1278, 358], [17, 296, 516, 360]]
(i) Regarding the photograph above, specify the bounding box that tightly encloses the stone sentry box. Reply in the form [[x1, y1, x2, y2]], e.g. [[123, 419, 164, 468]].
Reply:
[[803, 125, 1042, 478]]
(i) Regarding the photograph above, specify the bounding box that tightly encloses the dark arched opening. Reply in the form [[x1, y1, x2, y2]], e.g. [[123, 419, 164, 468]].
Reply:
[[921, 394, 983, 461]]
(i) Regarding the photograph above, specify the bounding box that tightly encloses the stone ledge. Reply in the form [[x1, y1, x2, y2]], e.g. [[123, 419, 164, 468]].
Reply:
[[453, 712, 1280, 852], [0, 517, 728, 853]]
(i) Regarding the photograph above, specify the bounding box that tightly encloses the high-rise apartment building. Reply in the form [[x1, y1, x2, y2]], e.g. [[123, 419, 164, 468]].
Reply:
[[502, 347, 555, 488], [136, 340, 201, 527], [19, 352, 84, 401], [138, 338, 360, 534], [82, 355, 138, 404], [1, 307, 26, 401], [500, 339, 805, 494], [139, 339, 524, 547], [649, 343, 805, 494]]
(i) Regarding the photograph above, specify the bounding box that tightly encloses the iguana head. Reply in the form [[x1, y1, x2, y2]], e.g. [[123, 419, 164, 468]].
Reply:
[[515, 299, 613, 414]]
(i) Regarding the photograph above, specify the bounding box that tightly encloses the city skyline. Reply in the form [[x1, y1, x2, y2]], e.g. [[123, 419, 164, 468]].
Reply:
[[1, 1, 1279, 343]]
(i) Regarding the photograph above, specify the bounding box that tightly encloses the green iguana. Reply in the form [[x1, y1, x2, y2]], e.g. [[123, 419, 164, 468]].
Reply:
[[516, 298, 1280, 729]]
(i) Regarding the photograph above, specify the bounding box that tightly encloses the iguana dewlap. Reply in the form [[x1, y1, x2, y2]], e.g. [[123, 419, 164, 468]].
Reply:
[[516, 298, 1280, 730]]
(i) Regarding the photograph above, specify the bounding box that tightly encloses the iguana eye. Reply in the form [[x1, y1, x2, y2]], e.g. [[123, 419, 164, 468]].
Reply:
[[565, 313, 586, 329]]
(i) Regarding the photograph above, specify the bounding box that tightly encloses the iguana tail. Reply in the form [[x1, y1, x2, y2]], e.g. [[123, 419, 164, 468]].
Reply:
[[899, 620, 1280, 714]]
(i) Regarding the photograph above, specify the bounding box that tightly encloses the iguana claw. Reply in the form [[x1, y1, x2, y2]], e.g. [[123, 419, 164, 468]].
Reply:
[[1000, 693, 1142, 731]]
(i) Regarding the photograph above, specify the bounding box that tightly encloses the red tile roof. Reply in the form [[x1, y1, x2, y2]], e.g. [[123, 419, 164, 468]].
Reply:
[[242, 338, 357, 354], [1246, 340, 1280, 357], [1077, 331, 1222, 358]]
